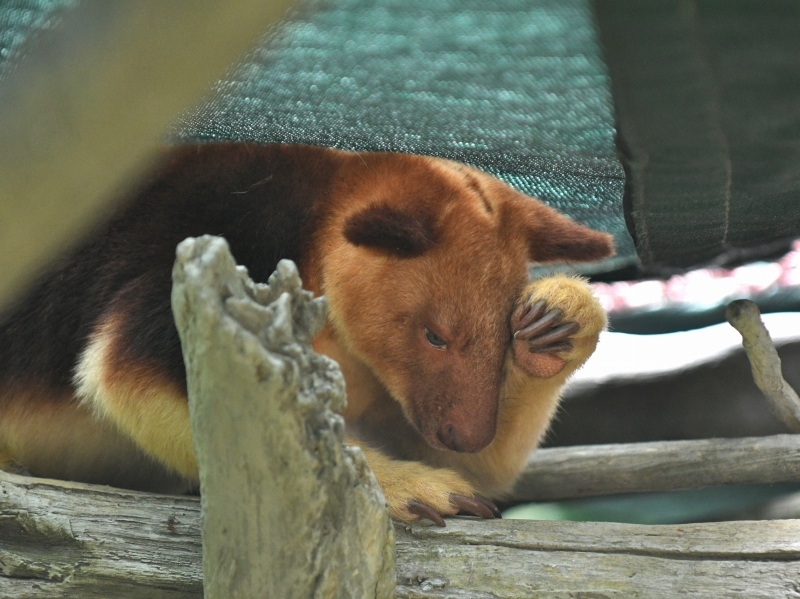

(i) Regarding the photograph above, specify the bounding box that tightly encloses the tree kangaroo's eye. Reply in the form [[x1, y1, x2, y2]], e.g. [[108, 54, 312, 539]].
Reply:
[[424, 327, 447, 350]]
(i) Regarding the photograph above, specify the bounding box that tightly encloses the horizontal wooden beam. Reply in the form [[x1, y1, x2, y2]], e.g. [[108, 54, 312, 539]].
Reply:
[[395, 517, 800, 598], [513, 434, 800, 502], [2, 470, 800, 598]]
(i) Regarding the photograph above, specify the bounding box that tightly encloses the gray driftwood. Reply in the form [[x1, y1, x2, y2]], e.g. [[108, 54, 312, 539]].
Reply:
[[513, 434, 800, 502], [3, 471, 800, 598], [170, 236, 394, 598], [726, 299, 800, 432]]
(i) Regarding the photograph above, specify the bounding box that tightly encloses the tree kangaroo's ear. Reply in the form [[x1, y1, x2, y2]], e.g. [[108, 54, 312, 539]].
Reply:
[[343, 203, 438, 258], [503, 192, 614, 264]]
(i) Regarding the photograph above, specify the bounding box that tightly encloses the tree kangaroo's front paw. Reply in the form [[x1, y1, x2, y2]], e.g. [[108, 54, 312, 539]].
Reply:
[[512, 275, 606, 378], [380, 462, 500, 526], [408, 494, 500, 527]]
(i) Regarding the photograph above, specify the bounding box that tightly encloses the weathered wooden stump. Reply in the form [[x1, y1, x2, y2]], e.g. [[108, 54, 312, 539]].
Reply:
[[170, 236, 394, 598]]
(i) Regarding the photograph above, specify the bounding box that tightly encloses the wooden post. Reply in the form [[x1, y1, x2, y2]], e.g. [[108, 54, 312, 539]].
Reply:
[[0, 0, 294, 308], [171, 236, 395, 598]]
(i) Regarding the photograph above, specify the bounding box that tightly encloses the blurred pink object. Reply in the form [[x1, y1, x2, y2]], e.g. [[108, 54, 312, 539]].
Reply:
[[592, 240, 800, 314]]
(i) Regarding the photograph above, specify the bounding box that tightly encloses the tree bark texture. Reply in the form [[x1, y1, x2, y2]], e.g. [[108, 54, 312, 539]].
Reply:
[[3, 471, 800, 598], [513, 434, 800, 502], [170, 236, 394, 599], [726, 299, 800, 432]]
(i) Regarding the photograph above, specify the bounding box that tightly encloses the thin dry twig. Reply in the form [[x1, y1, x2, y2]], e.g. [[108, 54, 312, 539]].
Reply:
[[725, 299, 800, 432]]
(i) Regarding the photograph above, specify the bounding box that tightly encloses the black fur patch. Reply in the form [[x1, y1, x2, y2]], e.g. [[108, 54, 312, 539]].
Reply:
[[343, 204, 437, 257], [0, 143, 339, 397]]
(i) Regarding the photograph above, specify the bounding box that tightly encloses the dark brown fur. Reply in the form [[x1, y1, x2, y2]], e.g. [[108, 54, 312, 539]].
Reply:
[[343, 203, 438, 257], [0, 144, 334, 390]]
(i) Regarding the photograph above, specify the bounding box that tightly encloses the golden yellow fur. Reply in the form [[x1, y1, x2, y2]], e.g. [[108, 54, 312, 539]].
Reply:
[[0, 390, 189, 492], [337, 275, 606, 512], [74, 315, 198, 480]]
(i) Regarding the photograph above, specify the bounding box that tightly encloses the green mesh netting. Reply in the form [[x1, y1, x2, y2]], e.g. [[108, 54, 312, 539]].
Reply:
[[0, 0, 635, 275], [171, 0, 633, 272], [0, 0, 78, 81]]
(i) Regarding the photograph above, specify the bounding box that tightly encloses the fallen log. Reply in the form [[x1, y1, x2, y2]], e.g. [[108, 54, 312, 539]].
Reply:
[[3, 470, 800, 598], [513, 434, 800, 502]]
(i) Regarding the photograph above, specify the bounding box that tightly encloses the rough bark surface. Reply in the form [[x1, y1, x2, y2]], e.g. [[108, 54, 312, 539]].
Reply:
[[726, 299, 800, 432], [0, 472, 202, 599], [170, 236, 394, 599], [3, 472, 800, 598], [513, 434, 800, 502]]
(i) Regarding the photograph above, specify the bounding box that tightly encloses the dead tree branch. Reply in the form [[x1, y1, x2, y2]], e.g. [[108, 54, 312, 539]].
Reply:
[[726, 299, 800, 432], [171, 237, 394, 598]]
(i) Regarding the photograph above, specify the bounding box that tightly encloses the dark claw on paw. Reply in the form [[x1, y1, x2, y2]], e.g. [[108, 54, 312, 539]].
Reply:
[[529, 340, 573, 354], [408, 500, 446, 526], [450, 494, 500, 519], [474, 494, 503, 518], [514, 300, 547, 332], [527, 321, 580, 348], [514, 308, 563, 340]]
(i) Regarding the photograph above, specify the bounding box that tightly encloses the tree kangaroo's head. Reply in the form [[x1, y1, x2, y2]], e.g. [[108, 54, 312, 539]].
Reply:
[[319, 151, 613, 453]]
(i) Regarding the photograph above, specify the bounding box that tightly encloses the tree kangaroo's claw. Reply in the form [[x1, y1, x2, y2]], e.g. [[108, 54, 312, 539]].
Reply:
[[513, 300, 547, 332], [408, 500, 446, 526], [512, 298, 580, 377], [514, 307, 563, 340], [527, 321, 580, 352], [449, 494, 499, 519], [514, 304, 580, 354], [406, 494, 500, 526], [476, 494, 503, 518]]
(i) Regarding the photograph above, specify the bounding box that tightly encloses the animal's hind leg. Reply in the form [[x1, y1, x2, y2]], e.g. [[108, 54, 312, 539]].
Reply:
[[0, 392, 192, 491], [0, 434, 30, 475], [74, 275, 198, 481]]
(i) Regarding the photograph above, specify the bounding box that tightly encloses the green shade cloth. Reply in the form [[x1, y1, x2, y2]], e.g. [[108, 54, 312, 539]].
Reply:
[[0, 0, 635, 275], [5, 0, 800, 278], [596, 0, 800, 271], [0, 1, 77, 81], [172, 0, 634, 273]]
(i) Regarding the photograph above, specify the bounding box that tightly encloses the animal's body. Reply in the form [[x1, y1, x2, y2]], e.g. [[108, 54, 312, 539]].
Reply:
[[0, 143, 612, 523]]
